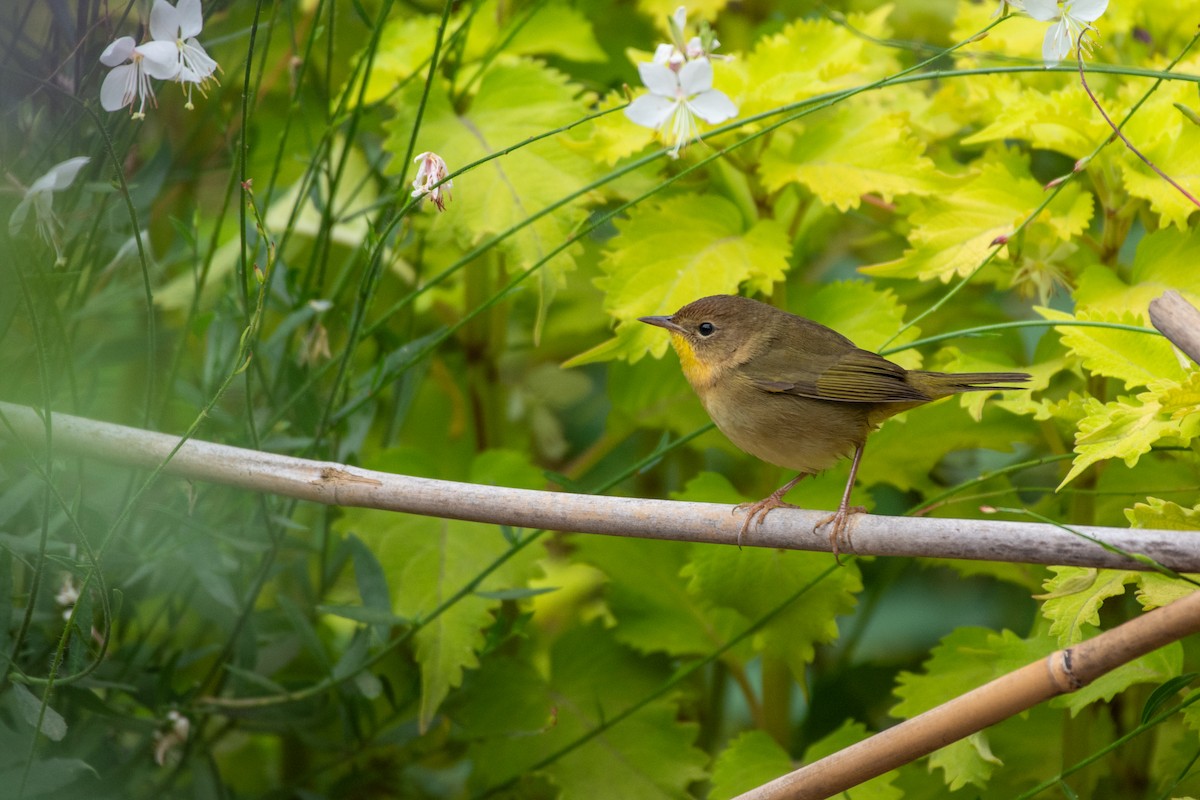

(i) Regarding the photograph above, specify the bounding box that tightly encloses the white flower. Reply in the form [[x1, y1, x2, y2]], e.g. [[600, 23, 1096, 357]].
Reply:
[[625, 58, 737, 157], [992, 0, 1025, 17], [99, 36, 172, 118], [55, 573, 81, 620], [8, 156, 90, 264], [411, 152, 453, 211], [137, 0, 220, 109], [154, 711, 190, 766], [1024, 0, 1108, 66]]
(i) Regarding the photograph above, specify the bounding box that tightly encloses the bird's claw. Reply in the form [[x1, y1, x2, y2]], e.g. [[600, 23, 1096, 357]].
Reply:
[[732, 497, 801, 548], [814, 505, 868, 564]]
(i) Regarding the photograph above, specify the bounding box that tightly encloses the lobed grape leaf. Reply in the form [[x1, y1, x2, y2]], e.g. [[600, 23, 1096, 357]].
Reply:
[[1038, 566, 1139, 647], [567, 192, 790, 366], [760, 104, 940, 212], [709, 730, 793, 800]]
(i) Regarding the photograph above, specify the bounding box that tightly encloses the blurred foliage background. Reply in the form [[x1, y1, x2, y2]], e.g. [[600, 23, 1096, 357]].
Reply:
[[3, 0, 1200, 797]]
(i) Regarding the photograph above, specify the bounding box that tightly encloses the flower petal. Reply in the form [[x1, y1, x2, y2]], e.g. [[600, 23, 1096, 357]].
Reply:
[[637, 61, 678, 97], [625, 94, 677, 129], [139, 40, 182, 79], [1068, 0, 1108, 22], [8, 197, 31, 236], [149, 0, 180, 41], [687, 89, 737, 123], [100, 36, 137, 66], [1042, 20, 1072, 65], [100, 64, 134, 110], [1023, 0, 1060, 21], [677, 57, 714, 95], [177, 0, 204, 38], [44, 157, 91, 191]]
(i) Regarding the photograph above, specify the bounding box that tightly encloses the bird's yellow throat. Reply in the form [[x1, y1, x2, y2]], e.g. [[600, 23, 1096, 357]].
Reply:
[[669, 332, 716, 387]]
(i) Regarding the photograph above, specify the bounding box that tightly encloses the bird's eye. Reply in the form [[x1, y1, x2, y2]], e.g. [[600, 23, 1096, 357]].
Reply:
[[697, 322, 715, 337]]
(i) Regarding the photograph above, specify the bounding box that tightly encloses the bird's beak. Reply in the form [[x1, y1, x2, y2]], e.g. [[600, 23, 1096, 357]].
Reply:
[[638, 315, 686, 335]]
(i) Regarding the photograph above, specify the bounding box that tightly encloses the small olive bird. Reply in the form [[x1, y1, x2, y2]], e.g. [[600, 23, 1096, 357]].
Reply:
[[640, 295, 1030, 557]]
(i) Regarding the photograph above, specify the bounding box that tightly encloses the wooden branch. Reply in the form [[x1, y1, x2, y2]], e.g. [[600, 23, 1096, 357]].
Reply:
[[2, 401, 1199, 569], [734, 585, 1200, 800], [1149, 289, 1200, 365]]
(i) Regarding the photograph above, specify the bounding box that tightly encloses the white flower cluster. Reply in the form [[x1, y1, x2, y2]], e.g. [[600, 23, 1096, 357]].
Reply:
[[999, 0, 1109, 66], [100, 0, 220, 118], [624, 7, 738, 158]]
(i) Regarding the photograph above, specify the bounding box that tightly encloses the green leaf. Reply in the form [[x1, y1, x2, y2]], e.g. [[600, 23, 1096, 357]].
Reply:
[[1116, 82, 1200, 230], [462, 0, 607, 64], [347, 532, 394, 638], [568, 193, 790, 366], [709, 730, 792, 800], [892, 627, 1056, 790], [861, 147, 1093, 282], [739, 7, 900, 117], [383, 59, 603, 287], [1141, 673, 1199, 724], [961, 84, 1107, 159], [1074, 228, 1200, 316], [1037, 567, 1138, 646], [1135, 572, 1200, 611], [760, 104, 939, 211], [460, 625, 708, 798], [1060, 388, 1200, 488], [341, 448, 543, 732], [8, 683, 67, 742], [1125, 497, 1200, 531], [1041, 307, 1182, 389], [574, 523, 742, 658], [683, 546, 860, 680]]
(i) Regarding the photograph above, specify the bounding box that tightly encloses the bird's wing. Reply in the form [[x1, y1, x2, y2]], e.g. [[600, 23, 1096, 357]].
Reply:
[[747, 346, 931, 404]]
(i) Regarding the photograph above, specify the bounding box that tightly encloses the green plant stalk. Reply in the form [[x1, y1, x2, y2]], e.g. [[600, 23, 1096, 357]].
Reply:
[[305, 0, 454, 454], [883, 29, 1200, 350], [4, 265, 55, 692], [762, 654, 794, 749], [880, 320, 1162, 357], [1016, 690, 1200, 799], [199, 422, 714, 711], [474, 562, 843, 800], [907, 453, 1076, 516]]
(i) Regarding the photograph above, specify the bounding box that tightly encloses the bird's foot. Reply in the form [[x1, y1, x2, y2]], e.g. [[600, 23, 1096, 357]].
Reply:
[[814, 505, 868, 564], [732, 495, 802, 547]]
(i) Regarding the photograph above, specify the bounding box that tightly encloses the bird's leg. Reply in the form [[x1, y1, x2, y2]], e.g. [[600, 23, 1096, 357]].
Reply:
[[733, 473, 809, 546], [815, 442, 868, 562]]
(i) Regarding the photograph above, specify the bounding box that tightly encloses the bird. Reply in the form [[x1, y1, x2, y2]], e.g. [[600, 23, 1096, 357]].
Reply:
[[639, 294, 1030, 558]]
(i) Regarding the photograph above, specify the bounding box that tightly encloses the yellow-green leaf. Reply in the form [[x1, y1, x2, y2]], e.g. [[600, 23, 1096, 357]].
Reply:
[[1038, 567, 1138, 647], [740, 6, 899, 117], [1041, 307, 1184, 389], [861, 148, 1092, 282], [567, 193, 790, 366], [760, 105, 940, 211]]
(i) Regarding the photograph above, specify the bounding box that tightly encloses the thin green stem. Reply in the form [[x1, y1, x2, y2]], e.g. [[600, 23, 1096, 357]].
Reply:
[[1017, 690, 1200, 799], [880, 320, 1162, 357]]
